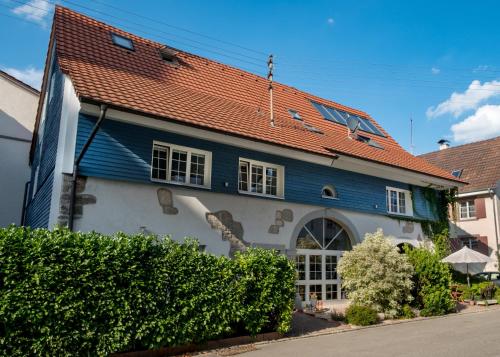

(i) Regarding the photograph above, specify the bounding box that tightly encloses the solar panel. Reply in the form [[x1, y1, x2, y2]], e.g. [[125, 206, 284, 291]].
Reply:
[[311, 102, 335, 122], [310, 101, 386, 137]]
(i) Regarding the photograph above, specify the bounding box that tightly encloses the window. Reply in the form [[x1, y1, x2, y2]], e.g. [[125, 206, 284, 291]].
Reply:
[[386, 187, 413, 216], [238, 158, 284, 198], [322, 185, 337, 199], [151, 141, 211, 188], [459, 200, 476, 219], [310, 100, 385, 137], [111, 33, 134, 50], [288, 109, 302, 121], [461, 237, 478, 250], [295, 217, 352, 301], [159, 46, 178, 64], [451, 169, 463, 178]]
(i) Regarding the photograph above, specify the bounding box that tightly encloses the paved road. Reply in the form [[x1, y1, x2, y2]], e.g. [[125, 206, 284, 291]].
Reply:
[[242, 309, 500, 357]]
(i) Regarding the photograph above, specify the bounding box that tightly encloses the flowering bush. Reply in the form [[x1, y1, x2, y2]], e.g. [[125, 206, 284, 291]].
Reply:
[[338, 229, 414, 316]]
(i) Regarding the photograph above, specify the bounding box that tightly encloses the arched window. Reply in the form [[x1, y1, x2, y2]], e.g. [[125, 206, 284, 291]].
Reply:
[[295, 218, 352, 302], [321, 185, 337, 199], [296, 218, 351, 251]]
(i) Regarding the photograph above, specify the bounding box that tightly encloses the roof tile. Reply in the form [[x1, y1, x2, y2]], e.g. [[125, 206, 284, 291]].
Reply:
[[51, 6, 461, 183]]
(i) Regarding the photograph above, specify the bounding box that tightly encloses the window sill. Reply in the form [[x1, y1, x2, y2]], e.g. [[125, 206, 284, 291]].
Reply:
[[150, 178, 211, 190], [459, 217, 477, 221], [322, 195, 339, 200], [238, 190, 284, 200], [387, 211, 413, 218]]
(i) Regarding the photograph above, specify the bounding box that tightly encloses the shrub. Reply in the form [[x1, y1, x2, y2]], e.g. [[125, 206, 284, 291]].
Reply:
[[0, 226, 295, 356], [337, 229, 414, 315], [399, 304, 415, 319], [463, 282, 496, 301], [234, 248, 296, 335], [345, 305, 378, 326], [405, 246, 454, 316]]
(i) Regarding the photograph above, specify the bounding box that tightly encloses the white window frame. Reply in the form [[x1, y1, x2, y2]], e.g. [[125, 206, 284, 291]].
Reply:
[[238, 157, 284, 199], [295, 250, 344, 302], [386, 186, 413, 216], [150, 141, 212, 189], [459, 200, 476, 220]]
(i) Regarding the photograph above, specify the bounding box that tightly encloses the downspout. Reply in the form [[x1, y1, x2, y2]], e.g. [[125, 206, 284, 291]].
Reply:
[[68, 104, 108, 231], [490, 188, 500, 267], [20, 181, 31, 226]]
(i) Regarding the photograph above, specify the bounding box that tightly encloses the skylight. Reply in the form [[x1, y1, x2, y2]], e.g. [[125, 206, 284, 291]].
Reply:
[[111, 33, 134, 50], [451, 169, 463, 178], [310, 101, 385, 137], [288, 109, 302, 121]]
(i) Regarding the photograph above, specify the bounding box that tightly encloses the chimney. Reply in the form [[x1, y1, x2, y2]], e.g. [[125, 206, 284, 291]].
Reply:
[[437, 139, 450, 150]]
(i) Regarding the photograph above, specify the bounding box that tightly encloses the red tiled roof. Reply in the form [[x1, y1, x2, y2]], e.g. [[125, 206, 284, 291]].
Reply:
[[47, 6, 462, 184], [419, 136, 500, 193]]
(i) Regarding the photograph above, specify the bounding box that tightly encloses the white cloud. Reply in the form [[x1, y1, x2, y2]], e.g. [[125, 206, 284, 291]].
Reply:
[[11, 0, 52, 26], [473, 64, 492, 73], [426, 79, 500, 118], [451, 104, 500, 143], [327, 18, 335, 25], [431, 67, 440, 75], [3, 66, 43, 89]]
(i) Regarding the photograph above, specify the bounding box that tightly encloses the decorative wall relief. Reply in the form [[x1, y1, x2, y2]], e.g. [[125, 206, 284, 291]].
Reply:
[[205, 210, 249, 257], [58, 174, 96, 226], [402, 221, 415, 234], [157, 188, 178, 215], [268, 208, 294, 234]]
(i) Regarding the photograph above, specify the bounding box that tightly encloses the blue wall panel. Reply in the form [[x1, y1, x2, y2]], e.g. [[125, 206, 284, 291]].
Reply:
[[76, 113, 436, 220], [25, 60, 63, 228]]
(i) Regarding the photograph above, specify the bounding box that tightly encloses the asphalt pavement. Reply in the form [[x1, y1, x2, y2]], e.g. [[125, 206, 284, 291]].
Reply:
[[241, 308, 500, 357]]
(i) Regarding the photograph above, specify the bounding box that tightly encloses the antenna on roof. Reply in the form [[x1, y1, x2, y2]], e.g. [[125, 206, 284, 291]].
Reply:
[[267, 54, 275, 127], [346, 115, 360, 139], [410, 116, 414, 154]]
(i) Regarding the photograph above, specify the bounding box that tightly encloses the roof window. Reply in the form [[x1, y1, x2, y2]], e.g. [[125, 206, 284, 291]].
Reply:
[[451, 169, 463, 178], [159, 46, 179, 65], [288, 109, 302, 121], [111, 33, 134, 50]]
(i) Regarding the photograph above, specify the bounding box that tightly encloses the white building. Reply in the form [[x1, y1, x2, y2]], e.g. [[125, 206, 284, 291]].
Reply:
[[0, 70, 39, 226], [420, 137, 500, 272]]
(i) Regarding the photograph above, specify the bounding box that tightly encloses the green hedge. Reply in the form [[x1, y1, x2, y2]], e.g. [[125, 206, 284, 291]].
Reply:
[[0, 226, 295, 356]]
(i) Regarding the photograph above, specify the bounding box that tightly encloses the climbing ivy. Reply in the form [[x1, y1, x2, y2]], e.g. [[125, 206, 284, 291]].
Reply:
[[396, 186, 457, 258]]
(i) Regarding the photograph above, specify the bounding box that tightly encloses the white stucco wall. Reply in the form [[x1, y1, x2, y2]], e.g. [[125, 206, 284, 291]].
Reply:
[[73, 177, 428, 256], [0, 74, 39, 226]]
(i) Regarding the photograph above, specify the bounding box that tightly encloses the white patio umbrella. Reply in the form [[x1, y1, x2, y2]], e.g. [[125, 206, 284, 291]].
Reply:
[[442, 246, 495, 287]]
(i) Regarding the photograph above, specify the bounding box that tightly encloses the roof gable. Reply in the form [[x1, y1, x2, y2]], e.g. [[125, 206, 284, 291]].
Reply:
[[49, 6, 462, 184]]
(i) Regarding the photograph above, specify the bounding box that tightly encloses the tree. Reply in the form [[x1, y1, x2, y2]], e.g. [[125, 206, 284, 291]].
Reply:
[[338, 229, 414, 316], [404, 245, 454, 316]]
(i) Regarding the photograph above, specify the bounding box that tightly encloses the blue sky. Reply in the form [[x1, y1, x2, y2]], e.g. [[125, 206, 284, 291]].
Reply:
[[1, 0, 500, 154]]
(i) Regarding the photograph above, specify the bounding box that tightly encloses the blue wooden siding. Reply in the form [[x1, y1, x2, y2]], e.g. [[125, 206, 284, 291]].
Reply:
[[25, 60, 64, 228], [76, 113, 437, 221]]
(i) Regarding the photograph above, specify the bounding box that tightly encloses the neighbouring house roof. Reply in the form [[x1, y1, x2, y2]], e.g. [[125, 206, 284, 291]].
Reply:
[[31, 6, 463, 184], [0, 70, 40, 96], [419, 136, 500, 194]]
